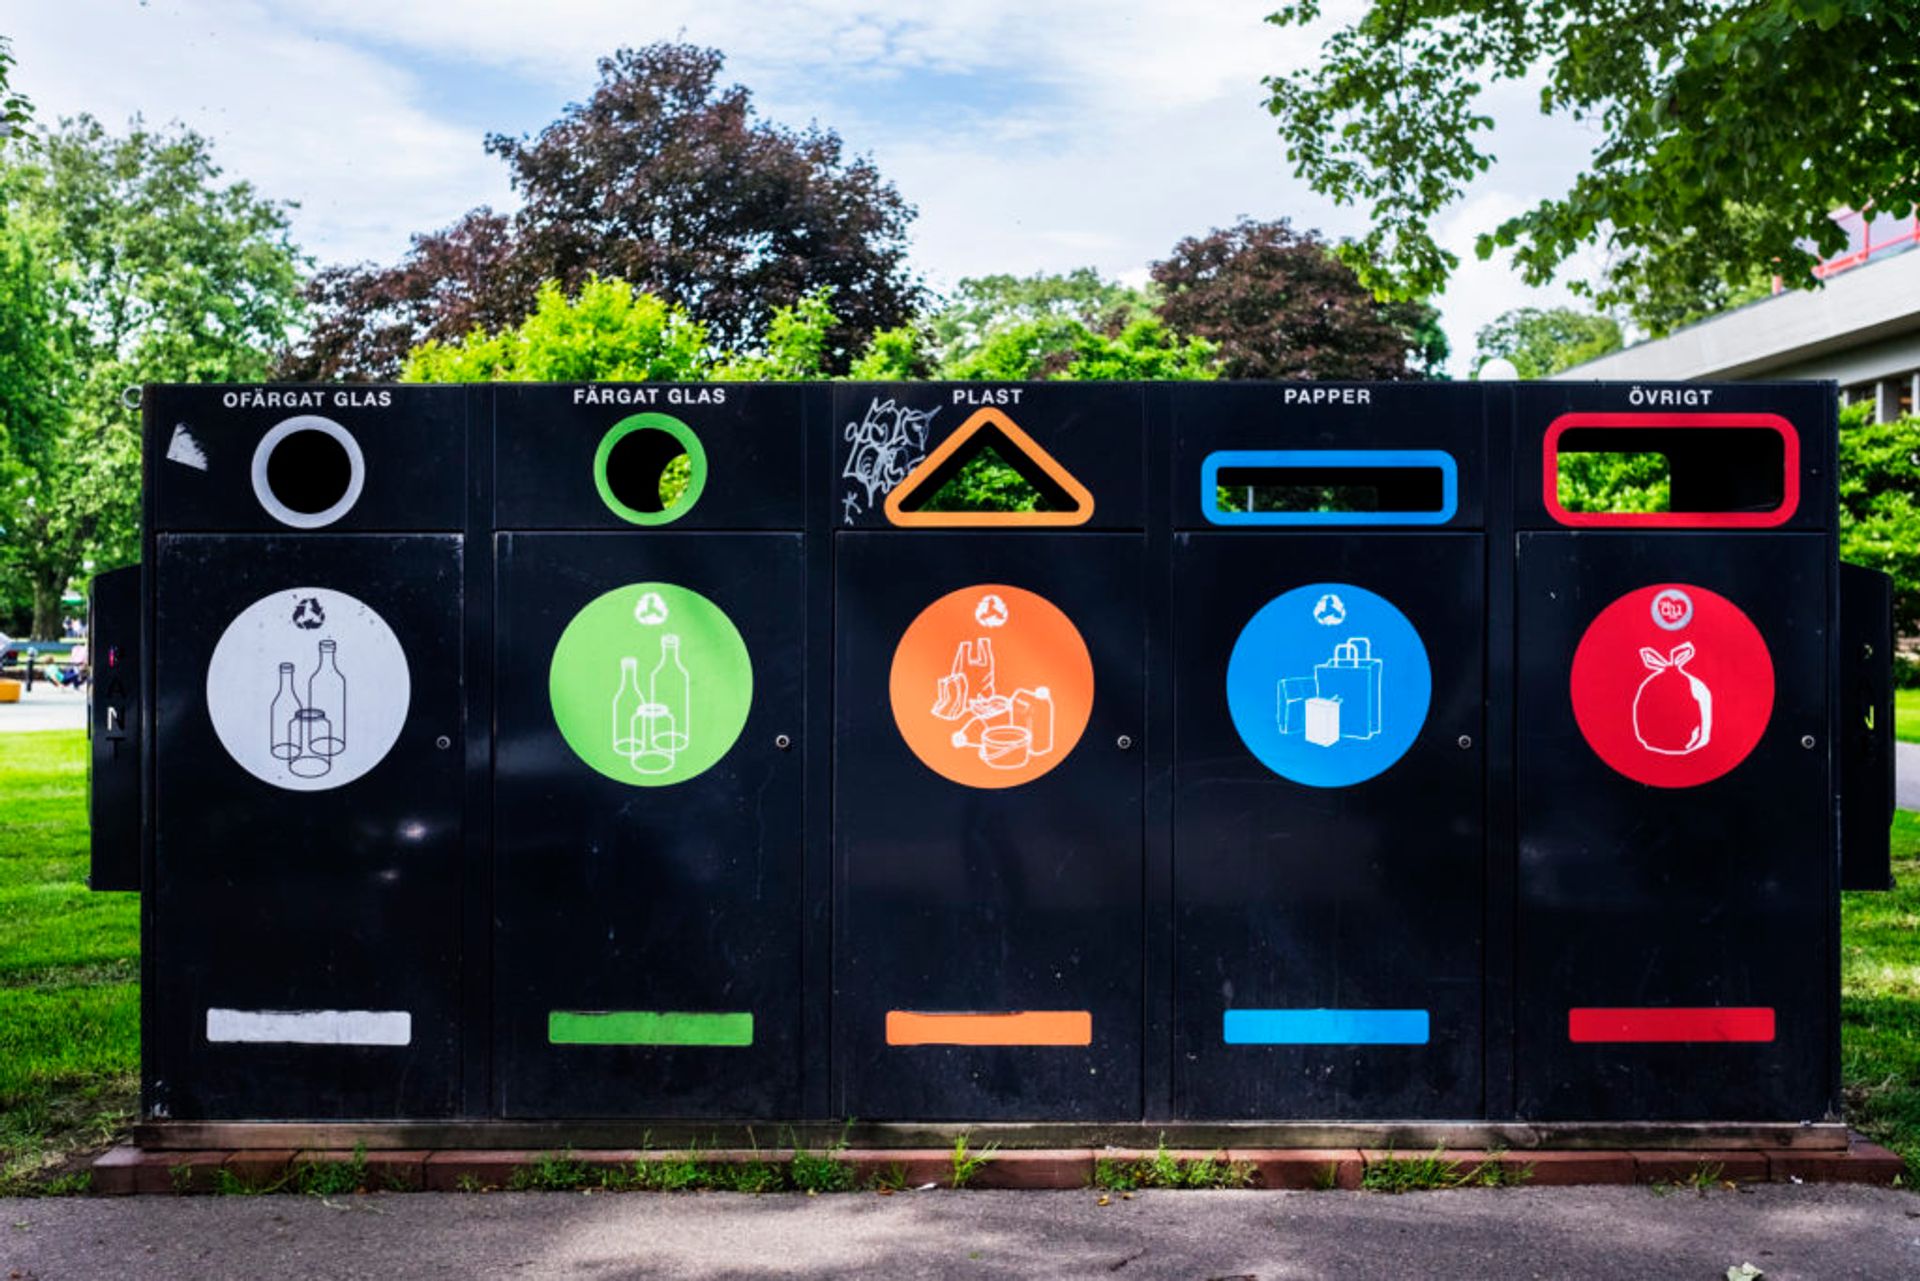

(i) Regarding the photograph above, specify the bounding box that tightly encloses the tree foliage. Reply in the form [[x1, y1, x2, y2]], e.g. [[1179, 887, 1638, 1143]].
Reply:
[[294, 42, 920, 379], [0, 117, 306, 637], [402, 276, 709, 384], [1473, 306, 1623, 379], [1151, 217, 1445, 379], [1264, 2, 1920, 331], [0, 36, 31, 143], [1837, 401, 1920, 637], [927, 269, 1156, 372]]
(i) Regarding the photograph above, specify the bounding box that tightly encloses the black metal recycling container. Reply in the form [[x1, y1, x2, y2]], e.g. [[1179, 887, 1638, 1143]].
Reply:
[[489, 384, 814, 1119], [141, 385, 470, 1119], [1166, 382, 1490, 1119], [1510, 382, 1839, 1121]]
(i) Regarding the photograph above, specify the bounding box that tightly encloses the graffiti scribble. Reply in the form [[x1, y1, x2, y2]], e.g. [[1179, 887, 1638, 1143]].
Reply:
[[842, 397, 939, 522]]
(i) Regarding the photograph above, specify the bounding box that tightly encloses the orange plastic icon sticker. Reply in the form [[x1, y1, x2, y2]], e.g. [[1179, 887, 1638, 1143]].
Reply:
[[889, 584, 1094, 789]]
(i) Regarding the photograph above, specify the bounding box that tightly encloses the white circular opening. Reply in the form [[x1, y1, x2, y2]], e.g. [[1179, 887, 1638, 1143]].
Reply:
[[251, 415, 366, 529]]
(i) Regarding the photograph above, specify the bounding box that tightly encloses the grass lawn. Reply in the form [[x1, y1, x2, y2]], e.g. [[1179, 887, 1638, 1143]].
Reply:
[[1841, 807, 1920, 1178], [0, 728, 1916, 1190], [1897, 687, 1920, 745], [0, 730, 139, 1191]]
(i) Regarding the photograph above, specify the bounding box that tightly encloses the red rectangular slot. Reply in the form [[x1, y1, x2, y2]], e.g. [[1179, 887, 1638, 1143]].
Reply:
[[1568, 1007, 1775, 1043], [1543, 412, 1799, 528]]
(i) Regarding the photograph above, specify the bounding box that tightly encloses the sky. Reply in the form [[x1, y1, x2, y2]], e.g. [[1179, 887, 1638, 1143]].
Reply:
[[8, 0, 1608, 374]]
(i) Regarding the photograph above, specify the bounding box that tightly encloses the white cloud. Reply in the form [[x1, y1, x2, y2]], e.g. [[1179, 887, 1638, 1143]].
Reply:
[[8, 0, 1605, 372], [8, 0, 511, 268]]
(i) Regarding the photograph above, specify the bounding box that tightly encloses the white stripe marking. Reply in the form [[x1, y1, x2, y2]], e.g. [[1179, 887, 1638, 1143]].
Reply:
[[206, 1008, 411, 1046]]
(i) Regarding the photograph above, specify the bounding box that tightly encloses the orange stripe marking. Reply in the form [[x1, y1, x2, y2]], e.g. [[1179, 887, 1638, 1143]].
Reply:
[[886, 1010, 1092, 1046]]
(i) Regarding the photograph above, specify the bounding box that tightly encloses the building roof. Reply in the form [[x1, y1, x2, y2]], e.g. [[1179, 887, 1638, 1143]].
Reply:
[[1554, 241, 1920, 387]]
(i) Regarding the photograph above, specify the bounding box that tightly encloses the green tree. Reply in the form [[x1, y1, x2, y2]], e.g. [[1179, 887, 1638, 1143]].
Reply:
[[1837, 401, 1920, 638], [713, 288, 840, 381], [0, 36, 31, 142], [0, 220, 63, 635], [847, 323, 933, 379], [927, 269, 1155, 371], [0, 116, 306, 638], [1473, 307, 1624, 379], [1264, 2, 1920, 330], [402, 276, 711, 383]]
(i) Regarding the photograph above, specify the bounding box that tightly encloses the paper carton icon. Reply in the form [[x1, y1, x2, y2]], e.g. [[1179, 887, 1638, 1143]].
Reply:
[[1305, 696, 1342, 747]]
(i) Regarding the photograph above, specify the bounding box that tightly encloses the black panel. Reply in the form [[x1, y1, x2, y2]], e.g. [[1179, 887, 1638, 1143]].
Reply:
[[493, 533, 805, 1117], [494, 384, 805, 530], [1839, 563, 1893, 892], [1514, 533, 1832, 1120], [833, 533, 1146, 1119], [149, 385, 465, 533], [88, 565, 143, 893], [151, 535, 464, 1119], [1171, 533, 1485, 1118], [831, 384, 1145, 529]]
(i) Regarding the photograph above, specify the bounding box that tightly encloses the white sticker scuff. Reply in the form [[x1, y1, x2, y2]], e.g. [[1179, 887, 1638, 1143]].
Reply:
[[166, 424, 209, 470], [206, 1008, 411, 1046]]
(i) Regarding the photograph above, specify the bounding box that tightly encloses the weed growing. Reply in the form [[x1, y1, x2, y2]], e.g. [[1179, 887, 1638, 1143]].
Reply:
[[1360, 1148, 1532, 1192], [949, 1133, 997, 1189], [294, 1144, 371, 1196], [509, 1150, 592, 1192], [1093, 1139, 1253, 1191]]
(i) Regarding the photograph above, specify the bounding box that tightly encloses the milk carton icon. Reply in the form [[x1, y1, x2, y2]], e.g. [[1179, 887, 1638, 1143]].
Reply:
[[1304, 696, 1343, 747]]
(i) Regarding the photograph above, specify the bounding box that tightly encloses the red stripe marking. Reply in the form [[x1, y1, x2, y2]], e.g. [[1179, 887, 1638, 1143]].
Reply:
[[1568, 1007, 1775, 1043]]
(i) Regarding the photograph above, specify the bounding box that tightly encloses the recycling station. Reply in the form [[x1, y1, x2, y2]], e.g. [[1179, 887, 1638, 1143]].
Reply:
[[89, 379, 1893, 1142]]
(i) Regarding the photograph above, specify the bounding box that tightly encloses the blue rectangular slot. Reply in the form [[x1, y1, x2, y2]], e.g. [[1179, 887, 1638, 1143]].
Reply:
[[1224, 1008, 1431, 1045], [1201, 449, 1458, 526]]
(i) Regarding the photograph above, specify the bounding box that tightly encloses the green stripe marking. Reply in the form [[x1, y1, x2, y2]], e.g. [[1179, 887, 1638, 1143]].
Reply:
[[548, 1011, 753, 1047]]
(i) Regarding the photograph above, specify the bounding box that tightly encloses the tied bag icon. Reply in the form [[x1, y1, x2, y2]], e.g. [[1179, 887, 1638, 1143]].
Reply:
[[1633, 642, 1713, 756]]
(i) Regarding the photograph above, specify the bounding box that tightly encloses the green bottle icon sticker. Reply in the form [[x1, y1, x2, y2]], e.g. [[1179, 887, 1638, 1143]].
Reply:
[[550, 582, 753, 787]]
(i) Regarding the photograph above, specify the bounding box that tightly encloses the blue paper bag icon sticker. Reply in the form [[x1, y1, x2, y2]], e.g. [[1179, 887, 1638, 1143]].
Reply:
[[1233, 582, 1430, 788]]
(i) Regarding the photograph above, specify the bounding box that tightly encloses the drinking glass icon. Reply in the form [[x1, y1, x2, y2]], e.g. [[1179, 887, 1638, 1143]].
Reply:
[[288, 708, 335, 778]]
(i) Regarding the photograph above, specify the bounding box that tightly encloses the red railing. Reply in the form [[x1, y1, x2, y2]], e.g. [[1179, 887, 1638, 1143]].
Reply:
[[1774, 208, 1920, 292]]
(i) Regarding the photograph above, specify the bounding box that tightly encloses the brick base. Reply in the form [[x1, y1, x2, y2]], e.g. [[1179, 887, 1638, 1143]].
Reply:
[[87, 1136, 1904, 1194]]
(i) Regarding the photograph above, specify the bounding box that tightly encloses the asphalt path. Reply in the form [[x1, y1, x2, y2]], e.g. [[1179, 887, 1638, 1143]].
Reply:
[[4, 1184, 1918, 1280], [0, 685, 86, 733], [1897, 741, 1920, 812]]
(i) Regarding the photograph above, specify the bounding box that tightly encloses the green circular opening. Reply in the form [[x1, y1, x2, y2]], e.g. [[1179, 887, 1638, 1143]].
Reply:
[[594, 413, 708, 525]]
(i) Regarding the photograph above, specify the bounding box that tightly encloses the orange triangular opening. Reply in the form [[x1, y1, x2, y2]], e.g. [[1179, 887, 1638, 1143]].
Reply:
[[884, 407, 1094, 527]]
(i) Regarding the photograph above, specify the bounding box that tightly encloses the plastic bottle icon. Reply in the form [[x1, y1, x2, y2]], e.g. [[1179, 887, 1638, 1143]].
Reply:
[[1012, 686, 1054, 756], [650, 634, 691, 755], [307, 639, 347, 757], [270, 662, 301, 761], [612, 656, 644, 758]]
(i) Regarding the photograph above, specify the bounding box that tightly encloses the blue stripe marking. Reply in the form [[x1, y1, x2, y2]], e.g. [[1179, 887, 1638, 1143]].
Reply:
[[1201, 449, 1459, 526], [1224, 1009, 1431, 1045]]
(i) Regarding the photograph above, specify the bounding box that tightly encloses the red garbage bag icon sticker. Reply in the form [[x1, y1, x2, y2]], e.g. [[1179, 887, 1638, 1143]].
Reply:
[[1570, 584, 1772, 788]]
